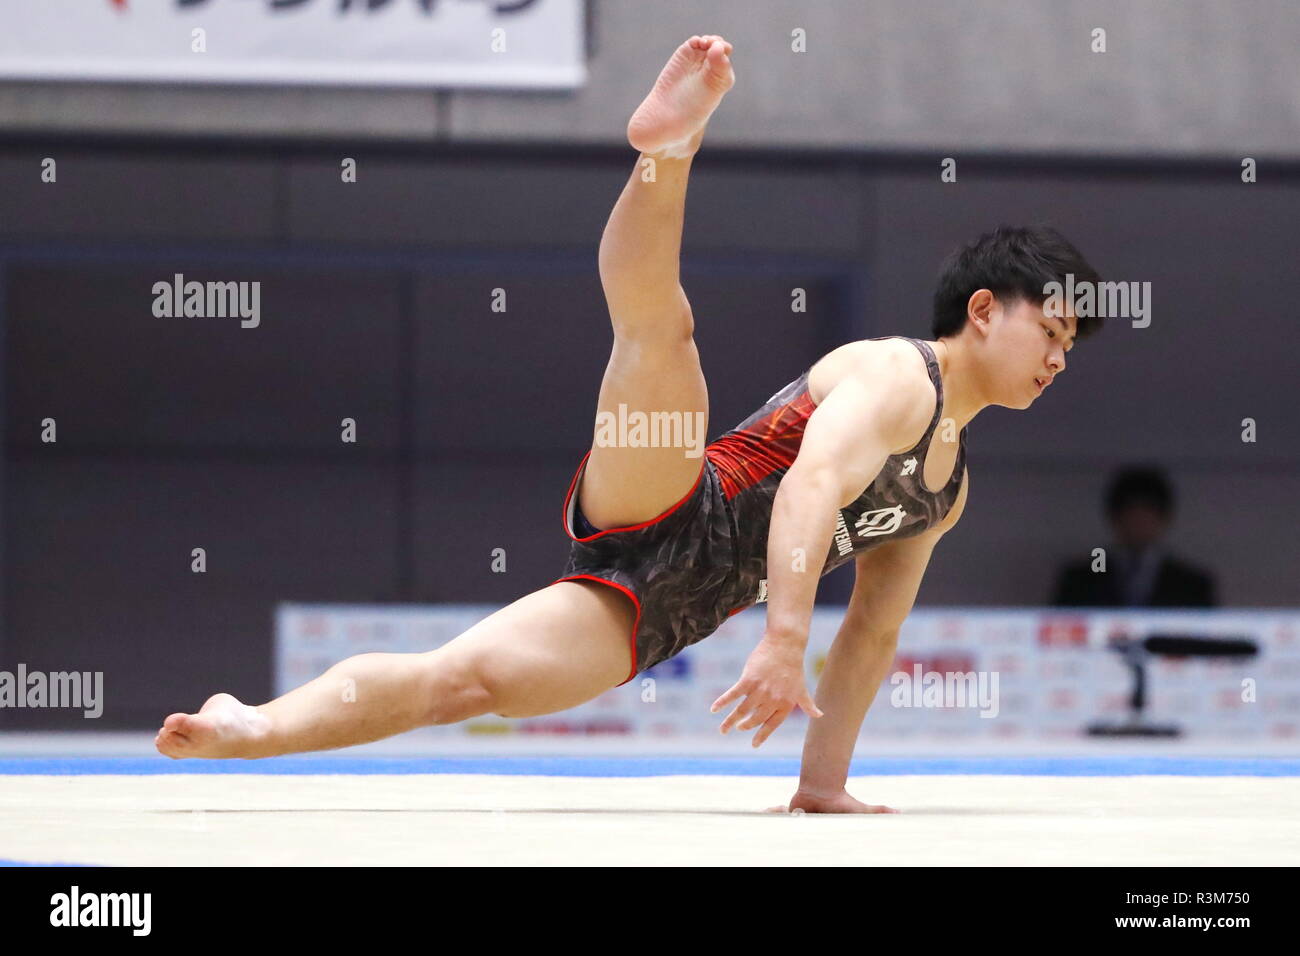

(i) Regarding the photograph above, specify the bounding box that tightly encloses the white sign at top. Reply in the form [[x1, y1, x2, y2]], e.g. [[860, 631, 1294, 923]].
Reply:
[[0, 0, 586, 89]]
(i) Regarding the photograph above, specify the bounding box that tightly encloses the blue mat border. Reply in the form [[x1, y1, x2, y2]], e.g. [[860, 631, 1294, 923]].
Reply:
[[0, 859, 97, 867], [0, 755, 1297, 776]]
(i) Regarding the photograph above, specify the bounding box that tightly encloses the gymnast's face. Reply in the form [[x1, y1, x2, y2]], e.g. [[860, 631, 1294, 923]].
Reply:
[[971, 292, 1075, 410]]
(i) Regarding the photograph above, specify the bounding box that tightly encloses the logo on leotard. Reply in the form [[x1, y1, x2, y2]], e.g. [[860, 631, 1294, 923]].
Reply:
[[755, 579, 769, 603], [901, 457, 918, 476], [832, 511, 854, 557], [855, 504, 906, 538]]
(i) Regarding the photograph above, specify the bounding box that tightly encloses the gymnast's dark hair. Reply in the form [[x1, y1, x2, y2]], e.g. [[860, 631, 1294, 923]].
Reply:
[[931, 225, 1103, 340]]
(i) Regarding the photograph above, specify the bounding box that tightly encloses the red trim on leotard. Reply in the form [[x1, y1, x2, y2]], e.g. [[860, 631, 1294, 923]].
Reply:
[[560, 448, 705, 543]]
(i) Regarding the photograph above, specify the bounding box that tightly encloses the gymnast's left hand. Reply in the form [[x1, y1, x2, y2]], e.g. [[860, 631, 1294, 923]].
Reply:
[[711, 635, 823, 747]]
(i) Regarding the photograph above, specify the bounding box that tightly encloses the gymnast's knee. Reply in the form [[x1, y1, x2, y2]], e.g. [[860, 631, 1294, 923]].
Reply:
[[421, 654, 497, 726]]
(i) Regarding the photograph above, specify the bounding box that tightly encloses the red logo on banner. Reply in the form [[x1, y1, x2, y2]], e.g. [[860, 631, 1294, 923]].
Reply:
[[937, 617, 966, 641], [894, 654, 976, 674], [1217, 689, 1242, 710], [1037, 616, 1088, 647], [1048, 688, 1078, 710]]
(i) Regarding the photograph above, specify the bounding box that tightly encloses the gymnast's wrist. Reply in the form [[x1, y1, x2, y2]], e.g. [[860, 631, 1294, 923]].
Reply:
[[761, 623, 809, 651]]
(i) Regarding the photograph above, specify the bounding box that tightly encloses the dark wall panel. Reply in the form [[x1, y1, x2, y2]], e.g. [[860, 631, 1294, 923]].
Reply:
[[287, 158, 626, 248], [0, 152, 277, 241], [285, 159, 865, 257], [5, 265, 404, 453], [2, 460, 401, 728]]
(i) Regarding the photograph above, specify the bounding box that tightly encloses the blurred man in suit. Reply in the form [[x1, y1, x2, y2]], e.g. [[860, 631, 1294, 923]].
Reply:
[[1053, 466, 1217, 607]]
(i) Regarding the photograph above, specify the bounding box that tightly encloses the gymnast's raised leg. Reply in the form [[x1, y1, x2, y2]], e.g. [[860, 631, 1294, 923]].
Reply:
[[153, 35, 737, 759]]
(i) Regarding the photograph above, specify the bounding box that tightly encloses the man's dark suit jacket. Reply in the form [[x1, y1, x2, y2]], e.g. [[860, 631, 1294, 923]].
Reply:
[[1052, 555, 1217, 608]]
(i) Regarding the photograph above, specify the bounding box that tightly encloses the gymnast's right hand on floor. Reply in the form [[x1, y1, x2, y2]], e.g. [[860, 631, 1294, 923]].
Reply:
[[711, 635, 824, 747]]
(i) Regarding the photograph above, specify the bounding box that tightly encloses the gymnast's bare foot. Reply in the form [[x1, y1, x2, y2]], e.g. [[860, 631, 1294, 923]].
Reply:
[[765, 788, 901, 814], [627, 34, 735, 159], [155, 692, 272, 759]]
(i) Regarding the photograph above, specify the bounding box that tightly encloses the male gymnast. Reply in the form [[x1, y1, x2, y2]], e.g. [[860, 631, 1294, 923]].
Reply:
[[156, 35, 1101, 814]]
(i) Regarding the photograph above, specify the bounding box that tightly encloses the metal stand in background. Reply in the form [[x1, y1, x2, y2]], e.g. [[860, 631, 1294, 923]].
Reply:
[[1087, 633, 1258, 738]]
